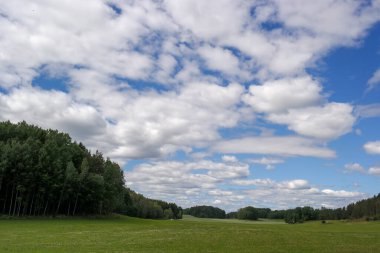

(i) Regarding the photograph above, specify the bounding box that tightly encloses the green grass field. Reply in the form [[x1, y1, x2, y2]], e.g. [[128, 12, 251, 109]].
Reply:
[[1, 215, 379, 253]]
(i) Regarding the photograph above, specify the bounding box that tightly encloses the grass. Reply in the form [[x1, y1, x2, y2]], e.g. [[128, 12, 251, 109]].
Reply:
[[1, 215, 380, 253]]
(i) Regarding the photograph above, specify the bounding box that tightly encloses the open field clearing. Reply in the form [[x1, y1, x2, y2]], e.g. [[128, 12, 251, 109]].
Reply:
[[1, 216, 380, 253]]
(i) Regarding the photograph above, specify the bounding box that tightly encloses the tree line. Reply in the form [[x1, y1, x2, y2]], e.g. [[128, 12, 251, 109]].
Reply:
[[0, 121, 181, 219], [185, 194, 380, 223], [267, 194, 380, 223], [183, 205, 225, 219], [120, 188, 182, 219]]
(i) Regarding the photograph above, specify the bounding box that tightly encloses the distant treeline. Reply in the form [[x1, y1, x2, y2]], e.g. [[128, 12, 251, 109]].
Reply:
[[120, 188, 182, 219], [186, 194, 380, 223], [277, 193, 380, 224], [183, 205, 225, 219], [0, 121, 181, 219]]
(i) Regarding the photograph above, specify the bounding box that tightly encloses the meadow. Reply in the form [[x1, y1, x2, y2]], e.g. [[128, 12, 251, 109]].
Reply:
[[1, 215, 379, 253]]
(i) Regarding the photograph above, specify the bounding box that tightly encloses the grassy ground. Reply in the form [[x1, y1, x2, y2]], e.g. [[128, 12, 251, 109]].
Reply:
[[1, 215, 380, 253]]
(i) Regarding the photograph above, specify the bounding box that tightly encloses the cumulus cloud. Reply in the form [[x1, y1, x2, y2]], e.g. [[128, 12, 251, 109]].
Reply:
[[126, 159, 366, 210], [368, 167, 380, 176], [243, 74, 355, 140], [0, 87, 107, 140], [232, 178, 365, 209], [213, 136, 336, 158], [0, 81, 246, 161], [125, 159, 250, 209], [364, 141, 380, 155], [267, 103, 355, 139], [243, 76, 323, 113], [198, 45, 245, 78]]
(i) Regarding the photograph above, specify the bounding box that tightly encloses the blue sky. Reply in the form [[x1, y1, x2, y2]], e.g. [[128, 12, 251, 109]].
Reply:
[[0, 0, 380, 211]]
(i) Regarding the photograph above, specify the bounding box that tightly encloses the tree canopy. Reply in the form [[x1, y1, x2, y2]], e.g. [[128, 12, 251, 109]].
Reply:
[[183, 205, 226, 219], [0, 121, 182, 219]]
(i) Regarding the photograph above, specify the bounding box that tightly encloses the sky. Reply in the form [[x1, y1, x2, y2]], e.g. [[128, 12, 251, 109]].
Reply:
[[0, 0, 380, 211]]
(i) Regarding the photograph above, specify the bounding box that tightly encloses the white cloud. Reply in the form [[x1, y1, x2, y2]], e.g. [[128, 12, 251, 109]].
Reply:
[[213, 136, 335, 158], [233, 178, 365, 209], [222, 155, 238, 163], [163, 0, 246, 40], [125, 159, 250, 208], [0, 81, 245, 161], [232, 178, 275, 187], [367, 68, 380, 91], [275, 0, 378, 39], [243, 76, 323, 113], [368, 167, 380, 176], [281, 179, 310, 190], [126, 159, 367, 210], [343, 162, 380, 177], [267, 103, 355, 139], [198, 45, 241, 76], [344, 163, 365, 173], [0, 0, 163, 87], [247, 157, 284, 170], [0, 87, 107, 141], [233, 179, 310, 190], [364, 141, 380, 155], [321, 189, 363, 198]]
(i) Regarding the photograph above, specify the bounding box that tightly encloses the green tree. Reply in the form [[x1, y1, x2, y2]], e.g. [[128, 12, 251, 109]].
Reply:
[[237, 206, 258, 220]]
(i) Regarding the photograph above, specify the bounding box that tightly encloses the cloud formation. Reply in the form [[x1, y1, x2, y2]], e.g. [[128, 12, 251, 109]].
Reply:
[[126, 159, 365, 210], [0, 0, 379, 209], [213, 136, 336, 158], [364, 141, 380, 155], [344, 162, 380, 176]]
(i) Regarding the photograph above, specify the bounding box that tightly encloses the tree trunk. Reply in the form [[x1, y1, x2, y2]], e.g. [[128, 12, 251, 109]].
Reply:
[[43, 200, 49, 216], [29, 192, 35, 216], [12, 189, 19, 216], [17, 196, 22, 216], [2, 185, 8, 213], [55, 182, 66, 216], [29, 192, 36, 216], [0, 175, 3, 193], [22, 196, 28, 216], [67, 202, 71, 216], [8, 185, 14, 216], [73, 193, 79, 216]]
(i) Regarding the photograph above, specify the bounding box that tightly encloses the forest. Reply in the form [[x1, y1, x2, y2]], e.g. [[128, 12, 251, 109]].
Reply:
[[186, 194, 380, 223], [122, 188, 182, 219], [183, 205, 226, 219], [0, 121, 181, 219]]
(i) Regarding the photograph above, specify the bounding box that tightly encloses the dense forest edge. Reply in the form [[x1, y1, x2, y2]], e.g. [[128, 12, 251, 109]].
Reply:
[[0, 121, 181, 219]]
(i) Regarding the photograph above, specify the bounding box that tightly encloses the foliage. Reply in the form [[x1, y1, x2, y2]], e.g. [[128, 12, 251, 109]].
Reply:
[[117, 188, 182, 219], [183, 205, 226, 219], [235, 195, 380, 223], [237, 206, 258, 220], [0, 121, 125, 216], [0, 121, 182, 219], [226, 211, 237, 219]]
